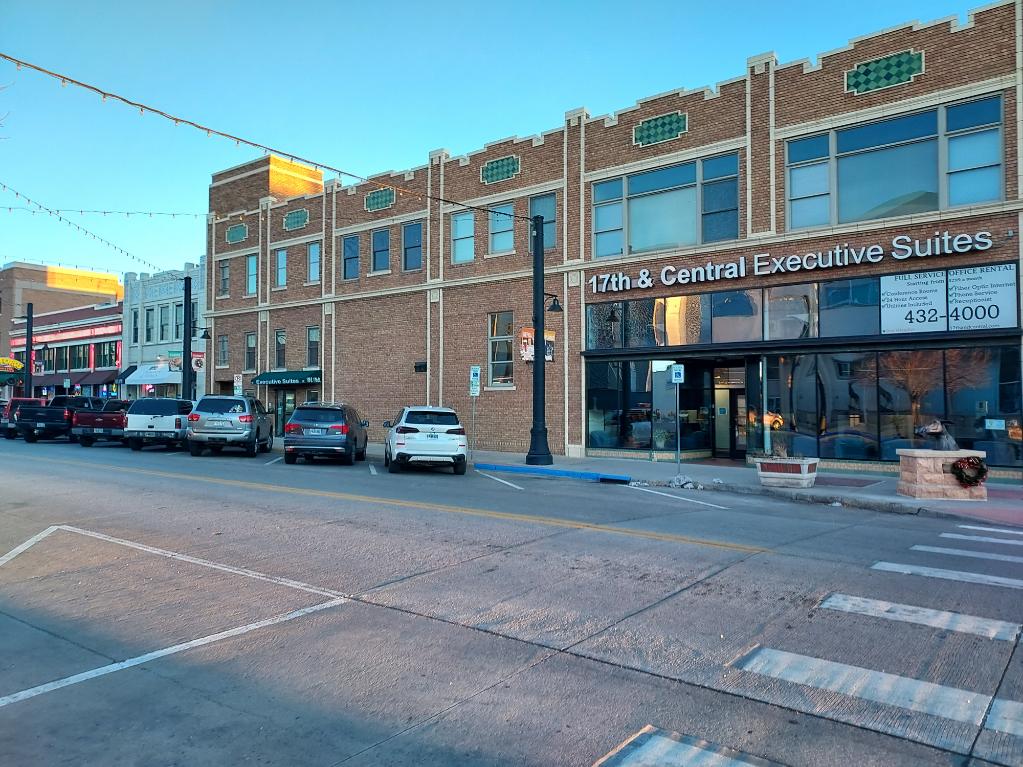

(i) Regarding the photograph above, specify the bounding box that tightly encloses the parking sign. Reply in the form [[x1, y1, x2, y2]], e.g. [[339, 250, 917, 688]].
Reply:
[[469, 365, 481, 397], [669, 364, 685, 385]]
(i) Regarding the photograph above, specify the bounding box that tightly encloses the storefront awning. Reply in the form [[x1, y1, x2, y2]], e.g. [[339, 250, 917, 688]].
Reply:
[[0, 373, 22, 386], [116, 365, 137, 383], [125, 365, 182, 386], [251, 369, 322, 386], [78, 370, 119, 386]]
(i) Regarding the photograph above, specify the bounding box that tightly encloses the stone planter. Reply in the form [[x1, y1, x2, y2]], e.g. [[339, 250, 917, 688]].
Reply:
[[896, 449, 988, 501], [752, 456, 819, 488]]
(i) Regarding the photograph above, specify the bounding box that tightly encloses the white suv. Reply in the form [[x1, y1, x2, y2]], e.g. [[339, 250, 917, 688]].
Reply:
[[383, 407, 468, 475]]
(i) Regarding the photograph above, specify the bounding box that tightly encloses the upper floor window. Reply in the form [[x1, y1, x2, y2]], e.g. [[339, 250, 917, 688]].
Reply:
[[489, 203, 514, 254], [274, 329, 286, 368], [95, 341, 117, 368], [593, 152, 739, 258], [217, 335, 229, 366], [275, 249, 287, 287], [451, 211, 474, 264], [244, 332, 257, 371], [159, 305, 170, 341], [218, 262, 230, 295], [131, 309, 139, 344], [246, 254, 257, 295], [174, 303, 183, 341], [529, 193, 556, 250], [307, 242, 321, 283], [403, 222, 422, 271], [306, 326, 320, 367], [372, 229, 390, 272], [786, 95, 1002, 230], [343, 235, 359, 280], [144, 308, 154, 343], [69, 344, 90, 370], [488, 311, 514, 386]]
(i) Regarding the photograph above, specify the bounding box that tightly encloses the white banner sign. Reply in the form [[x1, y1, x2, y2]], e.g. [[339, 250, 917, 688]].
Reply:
[[880, 270, 947, 335], [947, 264, 1018, 331]]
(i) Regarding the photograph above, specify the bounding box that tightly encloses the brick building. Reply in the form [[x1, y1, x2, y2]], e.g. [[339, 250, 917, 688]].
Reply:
[[205, 2, 1023, 469]]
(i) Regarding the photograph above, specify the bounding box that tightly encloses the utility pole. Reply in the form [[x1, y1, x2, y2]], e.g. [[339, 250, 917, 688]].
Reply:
[[182, 276, 192, 400], [23, 302, 33, 397], [525, 215, 553, 465]]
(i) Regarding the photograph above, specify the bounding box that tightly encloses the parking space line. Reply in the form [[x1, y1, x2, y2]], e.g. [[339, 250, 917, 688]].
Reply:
[[820, 593, 1020, 641], [594, 724, 785, 766], [957, 524, 1023, 537], [476, 470, 523, 490], [627, 485, 729, 510], [368, 463, 377, 476], [0, 598, 345, 709], [264, 456, 283, 465], [0, 525, 60, 567], [911, 545, 1023, 565], [871, 561, 1023, 589], [941, 532, 1023, 547], [58, 526, 345, 598], [735, 646, 991, 725]]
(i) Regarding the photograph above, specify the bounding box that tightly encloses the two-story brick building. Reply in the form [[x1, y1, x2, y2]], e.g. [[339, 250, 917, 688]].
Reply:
[[205, 1, 1023, 469]]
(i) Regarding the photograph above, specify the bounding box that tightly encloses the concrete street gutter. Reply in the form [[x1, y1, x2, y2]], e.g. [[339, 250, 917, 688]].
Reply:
[[472, 462, 632, 484]]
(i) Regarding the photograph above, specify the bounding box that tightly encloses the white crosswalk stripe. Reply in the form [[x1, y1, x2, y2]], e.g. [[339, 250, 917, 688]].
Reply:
[[595, 726, 784, 767], [872, 561, 1023, 589], [819, 593, 1020, 641], [911, 545, 1023, 565], [957, 524, 1023, 537], [941, 532, 1023, 547]]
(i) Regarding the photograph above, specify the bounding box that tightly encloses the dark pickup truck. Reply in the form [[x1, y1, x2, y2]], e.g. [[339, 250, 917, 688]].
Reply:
[[16, 396, 106, 442], [1, 397, 46, 439], [71, 399, 130, 446]]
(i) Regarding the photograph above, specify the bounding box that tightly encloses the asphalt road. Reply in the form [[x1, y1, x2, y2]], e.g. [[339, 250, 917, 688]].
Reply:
[[1, 437, 1021, 766]]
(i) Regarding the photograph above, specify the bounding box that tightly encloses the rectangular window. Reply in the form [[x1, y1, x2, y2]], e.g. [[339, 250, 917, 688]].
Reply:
[[488, 311, 513, 386], [371, 229, 390, 272], [710, 290, 762, 344], [307, 242, 321, 282], [275, 249, 287, 287], [244, 332, 256, 371], [159, 305, 169, 341], [343, 235, 360, 280], [70, 344, 89, 370], [95, 341, 117, 368], [216, 335, 229, 367], [592, 154, 738, 259], [489, 203, 514, 253], [529, 193, 556, 250], [246, 254, 257, 295], [403, 222, 422, 271], [144, 308, 154, 343], [306, 326, 320, 367], [786, 95, 1002, 230], [765, 284, 818, 340], [451, 211, 475, 263], [191, 301, 198, 337], [819, 278, 880, 337], [274, 329, 286, 368], [218, 262, 230, 295], [54, 346, 68, 372], [131, 309, 139, 344], [818, 352, 878, 460], [174, 303, 183, 341]]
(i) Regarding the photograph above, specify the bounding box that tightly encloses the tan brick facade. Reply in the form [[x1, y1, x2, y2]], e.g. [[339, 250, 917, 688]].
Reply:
[[204, 2, 1023, 458]]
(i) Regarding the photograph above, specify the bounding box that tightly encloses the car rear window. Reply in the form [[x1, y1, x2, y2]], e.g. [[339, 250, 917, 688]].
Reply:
[[406, 411, 459, 426], [102, 400, 129, 412], [196, 397, 248, 414], [291, 408, 343, 423], [129, 399, 185, 416]]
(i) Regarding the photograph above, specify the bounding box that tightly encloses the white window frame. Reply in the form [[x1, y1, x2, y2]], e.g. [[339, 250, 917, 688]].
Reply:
[[275, 248, 287, 287], [218, 261, 230, 296], [216, 335, 229, 367], [307, 242, 321, 283], [245, 254, 257, 296], [371, 229, 390, 273], [402, 221, 423, 271], [451, 211, 475, 264], [529, 193, 557, 251], [487, 311, 514, 387], [306, 325, 320, 368], [244, 332, 257, 371], [488, 203, 514, 255]]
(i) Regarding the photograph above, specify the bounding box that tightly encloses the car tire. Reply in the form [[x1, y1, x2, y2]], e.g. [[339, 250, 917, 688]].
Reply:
[[245, 439, 258, 457], [129, 438, 143, 451], [387, 455, 401, 473], [4, 430, 15, 440], [188, 441, 203, 457], [68, 433, 79, 444], [260, 432, 273, 453], [284, 453, 297, 465], [340, 448, 354, 466], [24, 432, 37, 443], [356, 441, 367, 461], [453, 460, 467, 475], [383, 448, 390, 467], [79, 436, 95, 447]]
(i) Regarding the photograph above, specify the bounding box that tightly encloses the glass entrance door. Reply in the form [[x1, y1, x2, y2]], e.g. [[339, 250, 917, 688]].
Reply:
[[732, 391, 748, 457], [275, 389, 296, 436]]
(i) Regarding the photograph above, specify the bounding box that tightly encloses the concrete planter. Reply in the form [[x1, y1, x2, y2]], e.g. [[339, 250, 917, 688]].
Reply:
[[896, 448, 988, 501], [752, 456, 819, 488]]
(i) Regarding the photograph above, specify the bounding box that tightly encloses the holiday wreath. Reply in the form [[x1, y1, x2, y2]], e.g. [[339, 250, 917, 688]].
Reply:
[[950, 456, 988, 488]]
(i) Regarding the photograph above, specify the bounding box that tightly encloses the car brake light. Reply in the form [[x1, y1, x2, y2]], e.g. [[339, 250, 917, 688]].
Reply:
[[329, 423, 349, 434], [64, 408, 71, 420], [284, 423, 302, 433], [187, 413, 200, 422], [448, 426, 465, 435], [395, 426, 418, 434], [239, 414, 253, 423]]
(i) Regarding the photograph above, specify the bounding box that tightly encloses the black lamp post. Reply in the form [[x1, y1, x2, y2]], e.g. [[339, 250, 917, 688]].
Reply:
[[525, 215, 563, 466], [18, 303, 34, 396]]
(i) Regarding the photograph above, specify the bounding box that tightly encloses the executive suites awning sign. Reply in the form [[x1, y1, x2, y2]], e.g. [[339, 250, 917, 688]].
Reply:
[[587, 230, 993, 294], [250, 370, 321, 386]]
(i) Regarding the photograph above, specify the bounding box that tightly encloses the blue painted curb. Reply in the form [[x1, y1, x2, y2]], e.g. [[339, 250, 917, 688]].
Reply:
[[473, 462, 632, 484]]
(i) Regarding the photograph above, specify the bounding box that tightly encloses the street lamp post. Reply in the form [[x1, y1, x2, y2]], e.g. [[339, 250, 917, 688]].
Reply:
[[22, 302, 33, 397], [526, 215, 561, 466], [182, 276, 193, 400]]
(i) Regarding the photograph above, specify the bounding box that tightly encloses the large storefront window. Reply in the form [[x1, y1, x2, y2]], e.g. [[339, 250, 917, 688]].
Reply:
[[765, 283, 818, 340], [818, 352, 879, 460], [711, 290, 762, 343], [764, 355, 818, 457], [819, 278, 880, 337], [878, 350, 944, 460], [946, 346, 1022, 464]]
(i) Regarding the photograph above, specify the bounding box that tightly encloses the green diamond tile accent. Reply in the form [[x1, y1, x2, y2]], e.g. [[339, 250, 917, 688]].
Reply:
[[481, 155, 520, 184], [846, 50, 923, 95], [226, 223, 248, 244], [634, 111, 688, 147], [283, 208, 309, 231], [365, 187, 395, 212]]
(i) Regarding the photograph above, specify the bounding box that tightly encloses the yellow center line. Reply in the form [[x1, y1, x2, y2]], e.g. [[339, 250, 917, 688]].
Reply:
[[22, 455, 766, 555]]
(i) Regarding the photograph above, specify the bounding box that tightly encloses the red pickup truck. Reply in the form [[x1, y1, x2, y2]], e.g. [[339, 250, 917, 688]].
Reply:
[[71, 399, 131, 446]]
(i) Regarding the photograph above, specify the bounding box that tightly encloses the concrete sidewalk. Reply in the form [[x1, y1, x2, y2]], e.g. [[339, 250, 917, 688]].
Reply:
[[467, 448, 1023, 528]]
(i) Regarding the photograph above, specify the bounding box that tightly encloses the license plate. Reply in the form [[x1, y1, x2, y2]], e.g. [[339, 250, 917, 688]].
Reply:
[[426, 433, 439, 440], [306, 428, 325, 436], [36, 422, 45, 428], [209, 420, 229, 427], [94, 428, 106, 434]]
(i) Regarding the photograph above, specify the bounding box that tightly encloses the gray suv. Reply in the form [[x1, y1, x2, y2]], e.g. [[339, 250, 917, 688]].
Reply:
[[283, 402, 368, 465], [187, 395, 273, 457]]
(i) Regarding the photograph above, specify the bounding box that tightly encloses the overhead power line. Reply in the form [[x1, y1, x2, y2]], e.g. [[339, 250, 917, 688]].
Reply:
[[4, 206, 205, 218], [0, 52, 531, 222]]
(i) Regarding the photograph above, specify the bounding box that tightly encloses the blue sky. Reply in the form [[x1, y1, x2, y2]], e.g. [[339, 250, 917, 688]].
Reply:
[[0, 0, 978, 275]]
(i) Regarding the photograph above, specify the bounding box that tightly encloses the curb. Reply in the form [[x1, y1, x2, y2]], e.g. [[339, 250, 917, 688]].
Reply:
[[473, 462, 632, 484]]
